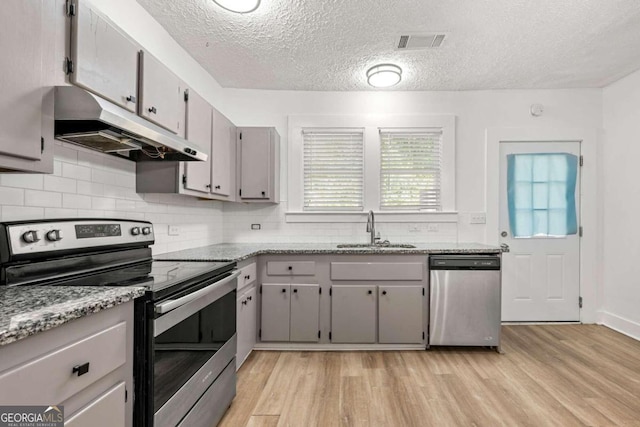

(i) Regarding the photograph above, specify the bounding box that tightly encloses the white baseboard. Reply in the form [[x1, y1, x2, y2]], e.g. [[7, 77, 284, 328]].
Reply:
[[254, 343, 425, 351], [598, 311, 640, 341]]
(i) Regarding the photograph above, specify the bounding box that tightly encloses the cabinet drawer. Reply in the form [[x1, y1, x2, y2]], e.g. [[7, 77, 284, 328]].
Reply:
[[0, 322, 127, 405], [267, 261, 315, 276], [330, 262, 423, 281], [238, 262, 257, 290], [65, 382, 125, 427]]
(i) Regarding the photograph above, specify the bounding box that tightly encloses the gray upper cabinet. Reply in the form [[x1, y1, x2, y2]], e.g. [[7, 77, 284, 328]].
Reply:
[[378, 286, 423, 344], [184, 90, 213, 194], [0, 0, 54, 173], [330, 285, 377, 343], [69, 0, 139, 112], [211, 108, 235, 197], [237, 127, 280, 203], [139, 51, 185, 135]]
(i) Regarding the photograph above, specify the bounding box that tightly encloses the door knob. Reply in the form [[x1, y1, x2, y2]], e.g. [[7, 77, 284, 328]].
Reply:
[[501, 231, 508, 237]]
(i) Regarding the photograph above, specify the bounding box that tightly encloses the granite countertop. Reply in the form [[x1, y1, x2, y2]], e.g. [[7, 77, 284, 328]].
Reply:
[[0, 286, 146, 346], [155, 242, 503, 262]]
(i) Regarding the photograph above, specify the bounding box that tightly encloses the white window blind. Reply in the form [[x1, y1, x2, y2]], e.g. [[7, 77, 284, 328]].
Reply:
[[380, 129, 442, 211], [303, 129, 364, 211]]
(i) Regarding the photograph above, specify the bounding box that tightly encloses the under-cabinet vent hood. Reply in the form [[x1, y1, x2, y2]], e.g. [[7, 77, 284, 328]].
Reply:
[[53, 86, 207, 162]]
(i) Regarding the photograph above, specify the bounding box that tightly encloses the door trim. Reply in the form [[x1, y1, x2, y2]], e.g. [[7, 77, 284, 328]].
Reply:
[[485, 127, 600, 323]]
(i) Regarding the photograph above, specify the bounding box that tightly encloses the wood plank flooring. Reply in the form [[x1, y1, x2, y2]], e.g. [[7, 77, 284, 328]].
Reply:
[[218, 325, 640, 427]]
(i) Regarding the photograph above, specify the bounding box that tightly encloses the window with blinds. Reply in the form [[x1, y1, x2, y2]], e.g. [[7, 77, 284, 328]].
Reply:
[[303, 129, 364, 211], [380, 129, 442, 211]]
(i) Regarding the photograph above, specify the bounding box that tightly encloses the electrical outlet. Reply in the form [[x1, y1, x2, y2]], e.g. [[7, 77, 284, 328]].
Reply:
[[408, 225, 420, 232], [168, 225, 181, 236], [427, 223, 439, 232], [251, 224, 261, 230], [469, 213, 487, 224]]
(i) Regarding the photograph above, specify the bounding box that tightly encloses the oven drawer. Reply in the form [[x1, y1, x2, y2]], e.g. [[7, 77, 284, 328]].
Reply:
[[65, 382, 126, 427], [0, 322, 126, 405], [238, 262, 257, 290], [267, 261, 316, 276]]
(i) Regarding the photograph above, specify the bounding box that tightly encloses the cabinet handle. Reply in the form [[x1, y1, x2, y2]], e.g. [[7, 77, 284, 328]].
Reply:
[[367, 290, 372, 295], [288, 266, 293, 271], [215, 185, 221, 190], [262, 191, 266, 196], [126, 95, 136, 103], [205, 184, 211, 188], [242, 300, 247, 305], [282, 288, 286, 293], [247, 296, 252, 301], [72, 362, 90, 377], [382, 290, 387, 295], [293, 289, 298, 293], [148, 106, 157, 114]]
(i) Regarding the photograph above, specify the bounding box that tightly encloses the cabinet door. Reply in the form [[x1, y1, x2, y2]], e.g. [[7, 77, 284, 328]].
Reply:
[[0, 0, 44, 161], [378, 286, 424, 344], [71, 0, 138, 112], [245, 287, 257, 359], [260, 284, 290, 341], [211, 108, 233, 196], [290, 284, 320, 342], [184, 90, 212, 193], [331, 286, 376, 343], [139, 51, 185, 134], [65, 382, 125, 427], [238, 128, 271, 199]]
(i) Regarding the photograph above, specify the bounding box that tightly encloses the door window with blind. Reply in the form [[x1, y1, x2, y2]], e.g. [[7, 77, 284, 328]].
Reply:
[[380, 129, 443, 211], [302, 129, 364, 211]]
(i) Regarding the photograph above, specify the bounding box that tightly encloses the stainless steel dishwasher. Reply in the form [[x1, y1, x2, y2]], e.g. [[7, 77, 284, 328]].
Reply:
[[429, 255, 501, 349]]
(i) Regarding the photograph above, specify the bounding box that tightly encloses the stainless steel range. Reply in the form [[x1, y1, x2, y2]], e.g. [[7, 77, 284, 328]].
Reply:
[[0, 219, 238, 427]]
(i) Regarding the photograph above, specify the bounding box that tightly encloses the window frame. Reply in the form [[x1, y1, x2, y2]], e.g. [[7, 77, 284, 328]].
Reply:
[[287, 115, 456, 223]]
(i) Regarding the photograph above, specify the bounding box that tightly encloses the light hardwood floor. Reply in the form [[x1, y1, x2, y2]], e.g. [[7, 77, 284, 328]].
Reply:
[[219, 325, 640, 427]]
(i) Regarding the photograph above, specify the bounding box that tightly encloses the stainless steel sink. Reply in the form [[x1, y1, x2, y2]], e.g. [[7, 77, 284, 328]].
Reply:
[[336, 243, 416, 249]]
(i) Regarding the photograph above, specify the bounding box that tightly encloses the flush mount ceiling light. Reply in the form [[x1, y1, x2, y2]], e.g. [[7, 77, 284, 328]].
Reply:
[[366, 64, 402, 88], [212, 0, 260, 13]]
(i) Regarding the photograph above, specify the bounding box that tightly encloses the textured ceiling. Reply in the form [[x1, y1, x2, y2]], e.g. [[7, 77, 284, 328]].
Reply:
[[136, 0, 640, 91]]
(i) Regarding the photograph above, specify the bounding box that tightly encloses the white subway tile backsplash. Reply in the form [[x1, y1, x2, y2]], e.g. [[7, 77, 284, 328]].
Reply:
[[53, 144, 78, 163], [62, 193, 92, 209], [45, 208, 79, 219], [25, 190, 62, 208], [115, 199, 136, 211], [77, 181, 104, 196], [1, 174, 43, 190], [62, 163, 92, 181], [44, 176, 77, 193], [0, 187, 24, 205], [2, 206, 44, 221], [91, 197, 116, 210]]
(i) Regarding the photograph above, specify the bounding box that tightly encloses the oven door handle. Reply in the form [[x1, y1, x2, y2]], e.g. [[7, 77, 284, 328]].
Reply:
[[155, 270, 241, 315]]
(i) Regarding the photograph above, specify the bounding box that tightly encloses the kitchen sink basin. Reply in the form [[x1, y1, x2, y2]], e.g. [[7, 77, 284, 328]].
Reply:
[[336, 243, 416, 249]]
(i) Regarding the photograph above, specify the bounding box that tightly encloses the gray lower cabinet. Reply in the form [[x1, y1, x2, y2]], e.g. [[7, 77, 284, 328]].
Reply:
[[0, 301, 134, 426], [330, 285, 377, 343], [261, 283, 320, 342], [236, 286, 257, 370], [378, 286, 424, 344]]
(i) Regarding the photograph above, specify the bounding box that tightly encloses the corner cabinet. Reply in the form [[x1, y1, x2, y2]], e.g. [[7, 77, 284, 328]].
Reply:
[[0, 0, 55, 173], [237, 127, 280, 203], [136, 88, 236, 202]]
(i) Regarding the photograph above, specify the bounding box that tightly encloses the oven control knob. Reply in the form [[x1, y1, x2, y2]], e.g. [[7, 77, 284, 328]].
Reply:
[[46, 229, 63, 242], [131, 227, 141, 236], [142, 227, 152, 235], [22, 230, 41, 243]]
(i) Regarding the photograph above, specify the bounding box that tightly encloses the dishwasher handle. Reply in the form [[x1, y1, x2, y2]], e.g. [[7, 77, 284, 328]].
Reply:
[[429, 255, 500, 270]]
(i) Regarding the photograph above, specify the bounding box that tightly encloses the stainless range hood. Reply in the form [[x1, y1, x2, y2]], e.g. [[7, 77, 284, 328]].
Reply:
[[54, 86, 207, 162]]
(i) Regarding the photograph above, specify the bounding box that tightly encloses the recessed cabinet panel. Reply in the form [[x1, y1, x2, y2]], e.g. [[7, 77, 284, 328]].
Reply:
[[290, 284, 320, 342], [71, 0, 138, 113], [139, 51, 184, 134], [378, 286, 423, 344], [330, 286, 376, 343], [260, 284, 290, 342], [185, 90, 213, 194], [65, 382, 126, 427], [267, 261, 316, 276], [0, 0, 44, 161], [211, 108, 233, 196]]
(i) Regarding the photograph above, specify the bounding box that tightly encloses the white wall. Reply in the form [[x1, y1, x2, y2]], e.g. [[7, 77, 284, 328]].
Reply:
[[0, 142, 224, 255], [601, 68, 640, 339], [220, 89, 602, 243]]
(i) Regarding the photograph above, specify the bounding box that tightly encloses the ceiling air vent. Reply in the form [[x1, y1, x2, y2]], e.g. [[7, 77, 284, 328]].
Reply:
[[395, 33, 447, 50]]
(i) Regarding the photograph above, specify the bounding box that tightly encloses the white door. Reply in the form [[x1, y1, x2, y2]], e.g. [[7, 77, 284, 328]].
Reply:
[[499, 141, 581, 321]]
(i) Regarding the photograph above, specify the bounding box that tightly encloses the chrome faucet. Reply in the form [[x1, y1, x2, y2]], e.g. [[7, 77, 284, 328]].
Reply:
[[366, 210, 376, 245]]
